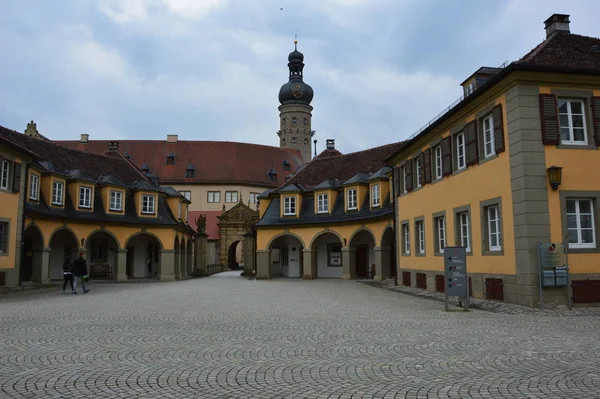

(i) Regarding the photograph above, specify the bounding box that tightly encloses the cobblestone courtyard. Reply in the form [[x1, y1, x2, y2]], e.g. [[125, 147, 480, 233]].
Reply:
[[1, 272, 599, 398]]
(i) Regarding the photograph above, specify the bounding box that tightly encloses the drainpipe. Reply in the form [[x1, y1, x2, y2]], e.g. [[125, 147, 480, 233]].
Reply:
[[18, 162, 30, 286], [391, 164, 398, 286]]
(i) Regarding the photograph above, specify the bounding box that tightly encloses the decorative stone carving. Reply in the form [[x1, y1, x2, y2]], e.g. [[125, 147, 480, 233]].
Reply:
[[195, 214, 207, 234]]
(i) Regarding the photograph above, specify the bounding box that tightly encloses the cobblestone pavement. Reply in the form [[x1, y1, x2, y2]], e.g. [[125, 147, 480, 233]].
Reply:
[[1, 272, 599, 399]]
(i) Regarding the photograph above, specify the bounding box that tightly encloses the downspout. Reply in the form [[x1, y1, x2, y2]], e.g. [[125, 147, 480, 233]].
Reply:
[[391, 164, 398, 286], [18, 162, 29, 286]]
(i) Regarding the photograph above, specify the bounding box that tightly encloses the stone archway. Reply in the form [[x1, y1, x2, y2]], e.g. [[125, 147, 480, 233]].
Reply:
[[217, 202, 258, 270]]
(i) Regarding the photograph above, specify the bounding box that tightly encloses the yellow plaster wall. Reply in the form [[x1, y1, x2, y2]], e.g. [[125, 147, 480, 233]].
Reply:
[[258, 197, 271, 218], [134, 191, 158, 218], [344, 185, 367, 212], [0, 189, 20, 270], [166, 197, 181, 220], [41, 176, 67, 209], [396, 95, 516, 275], [68, 182, 95, 212], [313, 189, 337, 215]]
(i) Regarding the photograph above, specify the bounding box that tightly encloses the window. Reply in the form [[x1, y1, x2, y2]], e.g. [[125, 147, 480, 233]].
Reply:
[[487, 206, 501, 251], [282, 118, 286, 125], [402, 167, 407, 194], [0, 160, 9, 190], [347, 188, 357, 210], [142, 195, 156, 214], [166, 156, 175, 165], [179, 191, 191, 201], [303, 118, 308, 126], [372, 184, 380, 207], [558, 99, 587, 144], [416, 220, 425, 254], [456, 133, 466, 170], [483, 115, 495, 158], [436, 217, 445, 254], [90, 240, 108, 263], [185, 169, 194, 178], [79, 186, 92, 208], [292, 137, 297, 145], [434, 145, 442, 180], [0, 222, 8, 254], [415, 158, 422, 188], [29, 174, 39, 200], [291, 117, 297, 125], [317, 193, 328, 214], [567, 199, 596, 248], [225, 191, 238, 203], [328, 244, 342, 266], [402, 223, 410, 255], [110, 191, 123, 211], [283, 196, 296, 215], [249, 192, 259, 204], [458, 212, 471, 252], [208, 191, 221, 203], [52, 181, 64, 205], [465, 81, 476, 96]]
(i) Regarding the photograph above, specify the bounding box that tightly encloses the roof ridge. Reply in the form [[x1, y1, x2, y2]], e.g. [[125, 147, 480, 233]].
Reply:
[[311, 140, 406, 162], [519, 32, 559, 63]]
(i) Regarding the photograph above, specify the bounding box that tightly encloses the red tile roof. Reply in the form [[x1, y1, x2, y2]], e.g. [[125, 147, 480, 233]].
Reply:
[[282, 142, 406, 191], [57, 140, 304, 187], [518, 32, 600, 70], [188, 210, 222, 240]]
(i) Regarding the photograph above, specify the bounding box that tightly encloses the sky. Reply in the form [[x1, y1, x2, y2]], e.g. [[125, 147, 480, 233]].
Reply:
[[0, 0, 599, 155]]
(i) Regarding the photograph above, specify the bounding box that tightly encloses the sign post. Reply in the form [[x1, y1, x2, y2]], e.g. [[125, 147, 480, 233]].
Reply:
[[444, 247, 468, 311], [538, 242, 568, 309]]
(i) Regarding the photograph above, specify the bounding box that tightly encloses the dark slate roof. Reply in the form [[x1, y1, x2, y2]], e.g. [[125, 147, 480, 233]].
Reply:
[[160, 186, 190, 203], [38, 161, 68, 176], [368, 167, 392, 181], [258, 189, 273, 199], [67, 169, 96, 183], [343, 172, 372, 186], [256, 191, 392, 227], [313, 179, 341, 190], [98, 175, 128, 187], [131, 180, 162, 192], [279, 183, 304, 193]]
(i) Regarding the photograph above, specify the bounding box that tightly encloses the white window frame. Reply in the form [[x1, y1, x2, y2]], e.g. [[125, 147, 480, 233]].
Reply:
[[225, 191, 238, 203], [456, 133, 466, 170], [487, 206, 501, 251], [437, 217, 445, 253], [142, 195, 156, 214], [434, 145, 442, 180], [208, 191, 220, 203], [466, 81, 476, 96], [179, 191, 191, 201], [402, 167, 407, 194], [558, 99, 588, 145], [459, 212, 471, 252], [79, 186, 92, 208], [29, 173, 39, 200], [415, 158, 422, 188], [567, 199, 596, 249], [403, 224, 410, 255], [249, 192, 259, 204], [371, 184, 380, 207], [52, 181, 64, 206], [347, 188, 357, 210], [417, 221, 425, 254], [0, 160, 9, 190], [283, 196, 296, 216], [483, 115, 495, 158], [317, 193, 328, 214], [109, 190, 123, 211]]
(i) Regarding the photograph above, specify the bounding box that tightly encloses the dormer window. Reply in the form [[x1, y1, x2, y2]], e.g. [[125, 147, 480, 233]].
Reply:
[[282, 159, 291, 172], [79, 186, 92, 209], [52, 181, 64, 206], [347, 188, 357, 210], [29, 174, 39, 200], [185, 159, 195, 178], [283, 196, 296, 216], [142, 195, 156, 214], [465, 81, 476, 96], [372, 184, 380, 207], [110, 190, 123, 211], [267, 166, 277, 183], [166, 152, 175, 165], [317, 193, 328, 214]]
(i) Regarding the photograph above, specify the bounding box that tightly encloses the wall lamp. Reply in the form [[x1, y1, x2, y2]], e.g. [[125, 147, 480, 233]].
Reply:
[[547, 166, 563, 191]]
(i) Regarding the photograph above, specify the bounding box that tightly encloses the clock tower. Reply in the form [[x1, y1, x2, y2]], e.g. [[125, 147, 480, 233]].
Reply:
[[277, 39, 314, 163]]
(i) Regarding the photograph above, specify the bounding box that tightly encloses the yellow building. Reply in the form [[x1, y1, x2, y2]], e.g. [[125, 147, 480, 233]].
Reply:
[[387, 14, 600, 306], [0, 123, 194, 287], [255, 139, 403, 280]]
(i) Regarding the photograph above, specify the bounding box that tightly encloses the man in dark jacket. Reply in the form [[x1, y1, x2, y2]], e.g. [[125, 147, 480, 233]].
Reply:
[[72, 252, 89, 294], [62, 256, 75, 294]]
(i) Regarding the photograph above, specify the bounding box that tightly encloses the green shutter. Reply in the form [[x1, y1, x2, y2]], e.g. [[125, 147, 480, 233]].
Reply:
[[539, 94, 560, 145]]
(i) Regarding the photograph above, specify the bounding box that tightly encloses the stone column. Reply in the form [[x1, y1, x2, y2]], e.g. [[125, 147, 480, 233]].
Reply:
[[342, 247, 356, 280], [256, 250, 271, 280], [195, 233, 208, 274], [242, 229, 256, 277], [159, 250, 176, 281], [33, 247, 51, 284], [302, 249, 318, 279], [114, 249, 128, 281], [174, 249, 181, 280], [374, 246, 391, 281], [180, 251, 186, 279]]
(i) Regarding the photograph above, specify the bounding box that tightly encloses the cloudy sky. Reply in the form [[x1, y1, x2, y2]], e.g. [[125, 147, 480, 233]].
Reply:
[[1, 0, 598, 155]]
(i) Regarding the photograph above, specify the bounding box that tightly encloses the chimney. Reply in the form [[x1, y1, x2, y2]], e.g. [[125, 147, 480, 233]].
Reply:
[[326, 139, 335, 150], [167, 134, 178, 143], [80, 134, 89, 143], [544, 14, 570, 39], [107, 141, 120, 153]]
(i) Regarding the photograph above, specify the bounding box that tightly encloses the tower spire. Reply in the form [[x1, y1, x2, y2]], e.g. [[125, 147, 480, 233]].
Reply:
[[294, 34, 298, 50]]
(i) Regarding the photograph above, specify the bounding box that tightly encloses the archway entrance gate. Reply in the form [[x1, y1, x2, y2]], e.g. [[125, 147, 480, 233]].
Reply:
[[217, 202, 258, 271]]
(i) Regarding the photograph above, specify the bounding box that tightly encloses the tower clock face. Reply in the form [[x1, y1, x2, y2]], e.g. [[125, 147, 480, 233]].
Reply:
[[291, 83, 303, 99]]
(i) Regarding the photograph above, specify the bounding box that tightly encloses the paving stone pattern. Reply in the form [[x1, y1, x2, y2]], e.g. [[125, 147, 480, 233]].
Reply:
[[0, 272, 599, 399]]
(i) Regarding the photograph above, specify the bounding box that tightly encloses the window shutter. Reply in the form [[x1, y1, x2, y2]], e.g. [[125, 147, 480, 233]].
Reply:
[[423, 148, 432, 184], [539, 94, 560, 145], [492, 104, 505, 154], [12, 162, 21, 193], [405, 160, 413, 192], [417, 152, 425, 186], [393, 166, 401, 197], [591, 97, 600, 146], [465, 121, 479, 166], [441, 136, 452, 177]]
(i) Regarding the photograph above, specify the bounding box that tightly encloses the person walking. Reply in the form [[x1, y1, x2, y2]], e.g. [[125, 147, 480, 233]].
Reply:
[[72, 252, 89, 294], [62, 256, 75, 294]]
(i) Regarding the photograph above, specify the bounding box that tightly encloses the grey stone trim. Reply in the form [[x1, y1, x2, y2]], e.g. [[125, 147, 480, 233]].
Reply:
[[400, 220, 411, 256], [475, 101, 496, 119], [450, 121, 466, 135], [0, 217, 10, 257], [414, 216, 425, 257], [478, 153, 499, 166], [551, 88, 598, 150], [476, 110, 495, 161], [452, 204, 473, 256], [479, 197, 505, 256], [432, 210, 446, 257], [429, 142, 444, 183], [559, 190, 600, 254]]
